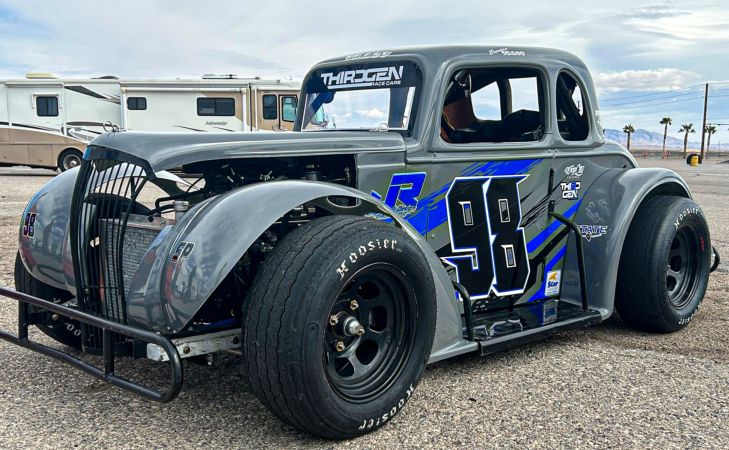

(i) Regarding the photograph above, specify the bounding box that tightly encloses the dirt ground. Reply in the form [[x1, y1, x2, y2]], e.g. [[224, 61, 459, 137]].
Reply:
[[0, 159, 727, 449]]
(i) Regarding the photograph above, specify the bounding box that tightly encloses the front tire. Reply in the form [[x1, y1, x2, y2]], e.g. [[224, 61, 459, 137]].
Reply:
[[243, 216, 436, 439], [616, 196, 711, 332]]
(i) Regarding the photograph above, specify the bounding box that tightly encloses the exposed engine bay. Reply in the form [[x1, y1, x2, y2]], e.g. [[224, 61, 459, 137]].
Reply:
[[147, 155, 358, 335]]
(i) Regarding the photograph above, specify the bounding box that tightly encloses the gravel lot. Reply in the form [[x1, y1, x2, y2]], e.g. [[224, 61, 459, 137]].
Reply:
[[0, 160, 727, 449]]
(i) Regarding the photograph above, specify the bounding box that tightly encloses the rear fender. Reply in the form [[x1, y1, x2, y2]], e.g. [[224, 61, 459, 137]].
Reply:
[[559, 167, 691, 317], [125, 180, 464, 359]]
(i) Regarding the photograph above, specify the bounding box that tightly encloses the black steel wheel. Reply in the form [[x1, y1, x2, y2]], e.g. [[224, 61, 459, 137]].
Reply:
[[325, 264, 417, 403], [666, 227, 701, 309], [244, 216, 436, 439], [616, 195, 711, 332]]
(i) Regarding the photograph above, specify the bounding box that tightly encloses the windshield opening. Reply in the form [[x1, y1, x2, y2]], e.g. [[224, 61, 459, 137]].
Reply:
[[300, 60, 422, 132]]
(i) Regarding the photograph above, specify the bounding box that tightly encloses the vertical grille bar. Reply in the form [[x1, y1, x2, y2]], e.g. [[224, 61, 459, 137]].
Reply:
[[70, 156, 150, 352]]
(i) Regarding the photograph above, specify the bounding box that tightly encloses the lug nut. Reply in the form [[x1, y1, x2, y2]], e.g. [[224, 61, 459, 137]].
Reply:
[[329, 315, 339, 326], [335, 341, 345, 352], [349, 300, 359, 311]]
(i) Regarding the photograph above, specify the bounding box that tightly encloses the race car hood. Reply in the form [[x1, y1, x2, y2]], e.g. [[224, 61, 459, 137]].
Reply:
[[88, 130, 406, 172]]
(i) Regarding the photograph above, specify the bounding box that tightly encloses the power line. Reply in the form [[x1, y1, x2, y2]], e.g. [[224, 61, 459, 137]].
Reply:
[[600, 87, 729, 107], [602, 92, 729, 111], [601, 89, 704, 106], [600, 83, 705, 103]]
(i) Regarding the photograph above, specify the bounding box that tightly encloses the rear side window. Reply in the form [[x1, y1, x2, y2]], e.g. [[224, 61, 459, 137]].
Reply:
[[556, 72, 590, 141], [441, 67, 544, 144], [127, 97, 147, 110], [197, 97, 235, 116], [262, 94, 277, 120], [36, 96, 59, 117]]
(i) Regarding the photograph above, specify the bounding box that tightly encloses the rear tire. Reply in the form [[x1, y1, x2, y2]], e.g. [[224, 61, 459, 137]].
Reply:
[[14, 253, 82, 349], [243, 216, 436, 439], [616, 196, 711, 332], [57, 148, 83, 172]]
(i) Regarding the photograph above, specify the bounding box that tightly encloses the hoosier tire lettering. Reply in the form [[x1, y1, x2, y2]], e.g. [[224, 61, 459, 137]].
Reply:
[[336, 238, 398, 279], [358, 384, 414, 430]]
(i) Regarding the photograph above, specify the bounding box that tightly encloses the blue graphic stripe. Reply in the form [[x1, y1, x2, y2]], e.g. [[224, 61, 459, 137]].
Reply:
[[526, 200, 582, 253], [528, 244, 567, 302], [407, 159, 541, 235]]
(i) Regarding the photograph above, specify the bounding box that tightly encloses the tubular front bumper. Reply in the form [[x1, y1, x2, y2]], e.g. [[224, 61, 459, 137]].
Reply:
[[0, 286, 183, 402]]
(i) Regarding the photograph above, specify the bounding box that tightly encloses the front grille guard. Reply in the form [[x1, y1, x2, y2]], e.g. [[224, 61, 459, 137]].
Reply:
[[70, 151, 155, 352], [0, 286, 183, 402]]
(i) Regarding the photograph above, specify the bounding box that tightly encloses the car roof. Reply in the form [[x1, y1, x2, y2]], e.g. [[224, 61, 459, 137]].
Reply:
[[313, 45, 588, 71]]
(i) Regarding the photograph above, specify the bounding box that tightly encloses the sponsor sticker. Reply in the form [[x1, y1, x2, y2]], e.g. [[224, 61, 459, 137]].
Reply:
[[564, 164, 585, 178], [489, 48, 526, 57], [320, 66, 404, 90], [545, 270, 562, 297], [578, 224, 608, 241], [371, 172, 427, 218], [345, 51, 393, 61], [543, 299, 558, 324], [560, 181, 581, 199]]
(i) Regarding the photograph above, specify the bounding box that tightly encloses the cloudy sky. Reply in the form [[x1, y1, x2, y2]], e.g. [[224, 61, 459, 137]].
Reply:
[[1, 0, 728, 146]]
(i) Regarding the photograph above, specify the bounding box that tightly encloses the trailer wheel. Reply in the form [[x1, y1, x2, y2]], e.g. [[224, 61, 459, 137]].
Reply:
[[616, 196, 711, 332], [57, 148, 83, 172], [243, 216, 436, 439], [14, 253, 82, 349]]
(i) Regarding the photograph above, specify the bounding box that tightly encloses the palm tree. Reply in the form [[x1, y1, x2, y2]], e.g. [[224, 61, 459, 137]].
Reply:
[[679, 123, 695, 159], [660, 117, 672, 159], [623, 124, 635, 153], [705, 124, 717, 158]]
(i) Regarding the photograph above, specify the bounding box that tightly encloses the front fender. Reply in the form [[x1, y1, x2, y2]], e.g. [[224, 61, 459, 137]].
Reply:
[[560, 167, 691, 317], [18, 167, 78, 292], [17, 167, 191, 296], [125, 181, 465, 359]]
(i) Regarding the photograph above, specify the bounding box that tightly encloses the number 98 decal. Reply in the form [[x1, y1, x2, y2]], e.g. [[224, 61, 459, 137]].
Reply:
[[442, 175, 530, 299]]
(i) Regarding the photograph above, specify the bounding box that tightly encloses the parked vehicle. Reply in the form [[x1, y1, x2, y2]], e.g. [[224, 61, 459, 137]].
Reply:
[[0, 46, 720, 440], [0, 74, 299, 171]]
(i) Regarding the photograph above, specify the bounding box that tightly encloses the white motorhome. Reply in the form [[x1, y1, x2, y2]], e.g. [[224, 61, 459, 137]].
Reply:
[[0, 74, 300, 171]]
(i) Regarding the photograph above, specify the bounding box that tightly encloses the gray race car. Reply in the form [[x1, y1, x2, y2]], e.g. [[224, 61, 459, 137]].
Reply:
[[1, 46, 720, 439]]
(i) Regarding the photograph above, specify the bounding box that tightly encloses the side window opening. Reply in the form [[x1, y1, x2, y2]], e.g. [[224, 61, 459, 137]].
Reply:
[[127, 97, 147, 111], [441, 68, 544, 144], [281, 96, 297, 122], [197, 97, 235, 116], [262, 94, 277, 120], [36, 96, 59, 117], [556, 72, 589, 141]]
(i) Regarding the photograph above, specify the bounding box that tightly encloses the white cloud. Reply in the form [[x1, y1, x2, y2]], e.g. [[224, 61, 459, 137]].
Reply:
[[595, 68, 701, 93], [356, 108, 387, 119]]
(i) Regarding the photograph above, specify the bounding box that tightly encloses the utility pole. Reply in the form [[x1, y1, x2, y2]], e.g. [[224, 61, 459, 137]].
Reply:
[[700, 83, 709, 161]]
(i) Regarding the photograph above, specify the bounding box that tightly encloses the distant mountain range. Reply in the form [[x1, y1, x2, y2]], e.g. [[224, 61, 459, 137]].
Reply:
[[604, 128, 702, 149]]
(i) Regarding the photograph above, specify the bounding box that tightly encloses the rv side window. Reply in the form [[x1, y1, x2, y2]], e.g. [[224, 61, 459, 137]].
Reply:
[[127, 97, 147, 111], [197, 98, 235, 116], [281, 96, 297, 122], [36, 96, 58, 117], [262, 95, 277, 120]]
